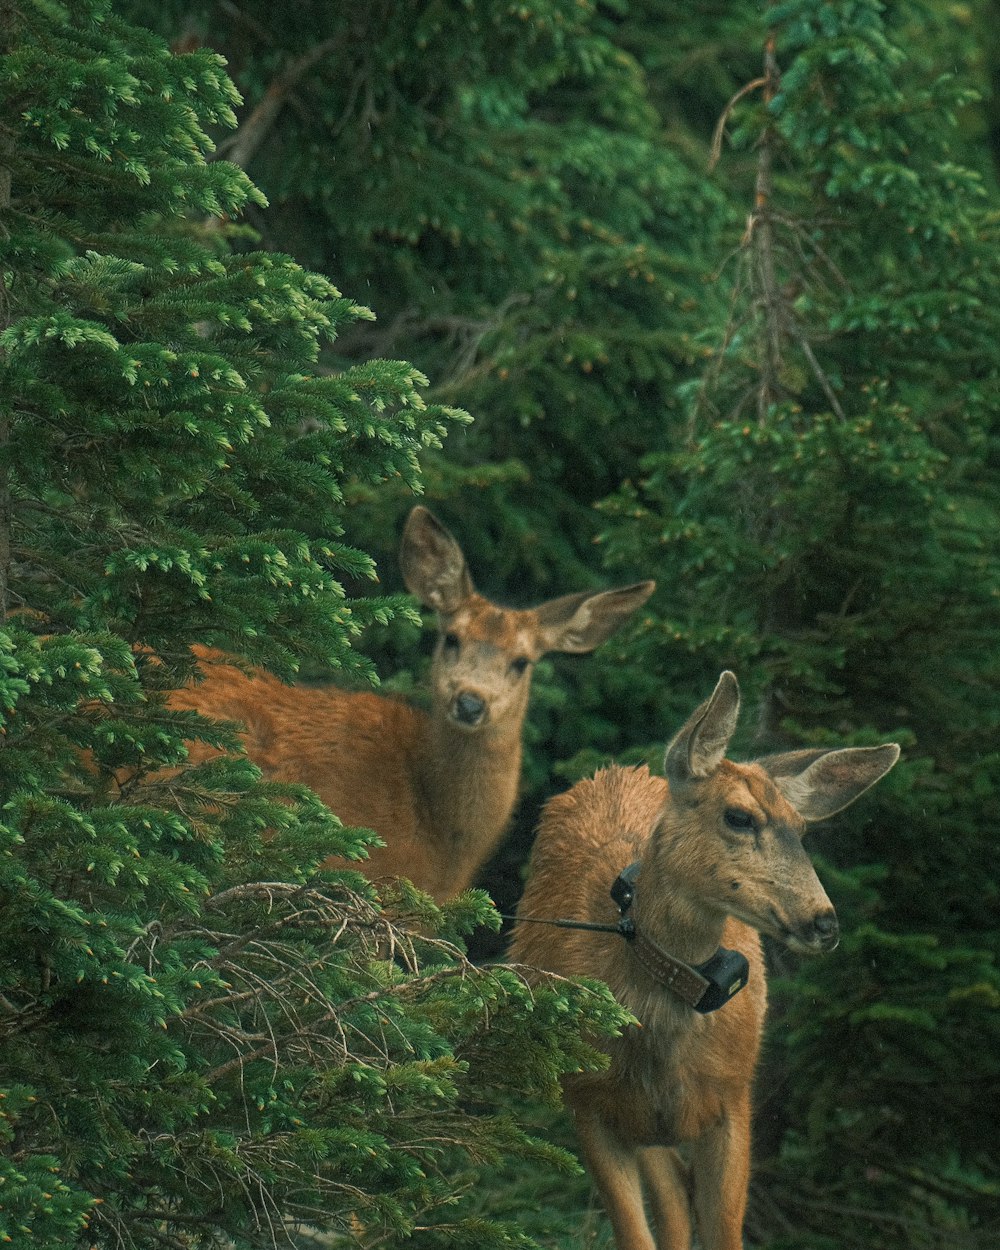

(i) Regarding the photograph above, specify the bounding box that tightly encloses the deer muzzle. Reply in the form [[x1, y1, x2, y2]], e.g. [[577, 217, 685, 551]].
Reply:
[[778, 907, 840, 954], [451, 690, 487, 728]]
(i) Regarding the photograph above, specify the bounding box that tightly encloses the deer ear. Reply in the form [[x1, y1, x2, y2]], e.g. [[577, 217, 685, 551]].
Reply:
[[760, 744, 900, 821], [536, 581, 655, 654], [399, 506, 474, 613], [665, 671, 741, 782]]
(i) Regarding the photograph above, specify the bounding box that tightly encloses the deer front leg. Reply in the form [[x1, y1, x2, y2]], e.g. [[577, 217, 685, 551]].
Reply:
[[638, 1145, 692, 1249], [573, 1107, 656, 1250], [689, 1092, 752, 1250]]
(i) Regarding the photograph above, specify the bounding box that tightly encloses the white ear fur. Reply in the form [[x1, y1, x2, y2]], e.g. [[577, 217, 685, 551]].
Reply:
[[399, 506, 473, 614], [665, 671, 741, 782], [764, 744, 901, 821], [536, 581, 655, 654]]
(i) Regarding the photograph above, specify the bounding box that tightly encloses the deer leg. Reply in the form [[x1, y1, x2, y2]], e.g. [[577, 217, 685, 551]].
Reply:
[[573, 1108, 656, 1250], [638, 1146, 692, 1250], [688, 1094, 752, 1250]]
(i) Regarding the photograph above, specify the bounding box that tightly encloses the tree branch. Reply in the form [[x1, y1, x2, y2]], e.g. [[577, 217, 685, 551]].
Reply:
[[709, 75, 768, 170], [746, 32, 783, 424], [212, 38, 340, 170], [0, 124, 11, 622]]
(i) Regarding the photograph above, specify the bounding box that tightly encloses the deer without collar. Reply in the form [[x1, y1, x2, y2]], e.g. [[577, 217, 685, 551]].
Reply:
[[170, 506, 654, 900], [511, 671, 899, 1250]]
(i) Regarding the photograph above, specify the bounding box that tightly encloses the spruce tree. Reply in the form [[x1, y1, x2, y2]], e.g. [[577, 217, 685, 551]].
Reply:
[[0, 3, 628, 1246]]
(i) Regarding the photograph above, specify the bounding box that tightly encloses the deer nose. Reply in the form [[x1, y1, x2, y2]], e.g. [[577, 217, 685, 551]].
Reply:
[[811, 911, 840, 952], [453, 691, 487, 727]]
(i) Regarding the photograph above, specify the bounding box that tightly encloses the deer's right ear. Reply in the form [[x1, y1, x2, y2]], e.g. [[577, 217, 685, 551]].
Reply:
[[664, 671, 741, 783], [760, 743, 901, 821], [399, 506, 474, 613], [536, 581, 656, 654]]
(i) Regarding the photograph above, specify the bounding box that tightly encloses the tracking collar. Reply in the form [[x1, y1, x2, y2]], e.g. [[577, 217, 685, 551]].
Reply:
[[611, 861, 750, 1014]]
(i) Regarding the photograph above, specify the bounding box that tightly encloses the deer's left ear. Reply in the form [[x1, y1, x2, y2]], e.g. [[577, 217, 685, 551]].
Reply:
[[400, 506, 474, 613], [665, 671, 741, 783], [760, 744, 901, 821]]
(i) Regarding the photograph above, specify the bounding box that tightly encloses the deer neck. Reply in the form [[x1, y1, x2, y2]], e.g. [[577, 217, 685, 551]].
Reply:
[[631, 838, 728, 970], [419, 708, 523, 851]]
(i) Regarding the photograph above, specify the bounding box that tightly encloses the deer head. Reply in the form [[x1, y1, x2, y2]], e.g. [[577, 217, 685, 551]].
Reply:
[[658, 671, 900, 954], [400, 506, 655, 735]]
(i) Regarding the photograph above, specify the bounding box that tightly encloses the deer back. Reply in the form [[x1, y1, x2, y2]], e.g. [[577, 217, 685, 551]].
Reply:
[[168, 647, 441, 880]]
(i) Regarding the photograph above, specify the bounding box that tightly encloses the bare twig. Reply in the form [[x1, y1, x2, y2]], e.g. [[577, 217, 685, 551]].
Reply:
[[794, 324, 846, 419], [703, 27, 850, 429], [708, 75, 768, 171], [748, 32, 783, 424], [213, 39, 340, 170]]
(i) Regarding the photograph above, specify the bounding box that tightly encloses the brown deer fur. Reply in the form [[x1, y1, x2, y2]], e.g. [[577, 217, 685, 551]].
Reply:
[[510, 672, 899, 1250], [168, 507, 654, 900]]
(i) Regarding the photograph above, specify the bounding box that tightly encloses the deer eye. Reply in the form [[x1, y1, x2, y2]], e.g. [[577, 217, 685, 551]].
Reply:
[[510, 656, 530, 677], [724, 807, 757, 834], [442, 633, 461, 655]]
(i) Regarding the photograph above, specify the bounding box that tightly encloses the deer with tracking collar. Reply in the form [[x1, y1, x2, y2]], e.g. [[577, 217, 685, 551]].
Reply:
[[170, 506, 654, 901], [511, 671, 899, 1250]]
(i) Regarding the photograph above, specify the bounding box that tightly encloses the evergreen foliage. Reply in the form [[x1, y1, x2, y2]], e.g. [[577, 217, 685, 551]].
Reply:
[[123, 1, 1000, 1245], [125, 0, 731, 578], [0, 0, 462, 680], [4, 0, 1000, 1246], [0, 2, 629, 1246]]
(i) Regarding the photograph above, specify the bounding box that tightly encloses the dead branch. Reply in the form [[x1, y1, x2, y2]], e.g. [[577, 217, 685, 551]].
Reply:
[[709, 75, 768, 171], [212, 38, 340, 170]]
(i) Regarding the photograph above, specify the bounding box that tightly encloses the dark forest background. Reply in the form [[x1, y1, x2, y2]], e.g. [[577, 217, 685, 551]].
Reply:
[[1, 1, 998, 1247]]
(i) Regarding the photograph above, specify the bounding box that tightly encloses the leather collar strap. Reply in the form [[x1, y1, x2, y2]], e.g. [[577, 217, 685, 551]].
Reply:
[[611, 861, 750, 1014], [629, 927, 716, 1008]]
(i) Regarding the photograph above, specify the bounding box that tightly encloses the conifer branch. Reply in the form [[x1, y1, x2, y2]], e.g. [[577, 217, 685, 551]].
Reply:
[[213, 35, 340, 170], [746, 31, 783, 425], [0, 123, 11, 621], [708, 29, 846, 427]]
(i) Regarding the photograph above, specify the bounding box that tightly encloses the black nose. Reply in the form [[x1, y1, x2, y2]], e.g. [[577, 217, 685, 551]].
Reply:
[[812, 911, 839, 949], [453, 691, 486, 726]]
